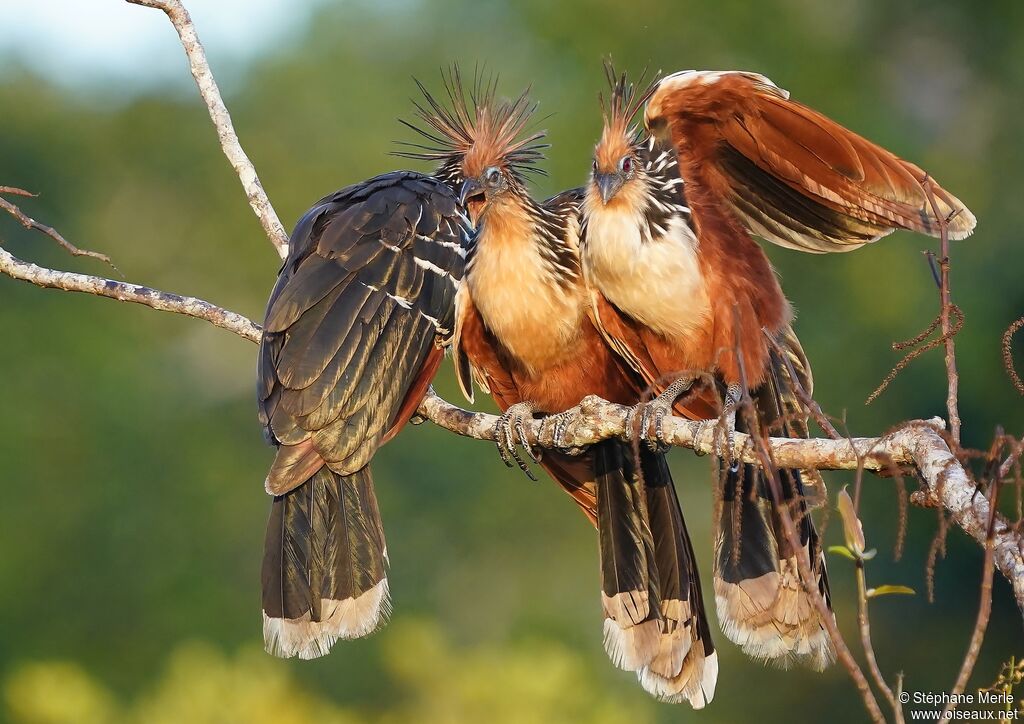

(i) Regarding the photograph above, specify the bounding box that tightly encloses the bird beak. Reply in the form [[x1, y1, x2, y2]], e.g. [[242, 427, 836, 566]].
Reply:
[[459, 178, 487, 225], [459, 178, 483, 207], [595, 173, 623, 204]]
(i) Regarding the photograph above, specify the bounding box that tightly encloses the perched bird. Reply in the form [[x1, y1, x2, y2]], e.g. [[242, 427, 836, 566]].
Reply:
[[443, 84, 717, 706], [581, 67, 975, 669], [257, 75, 472, 660]]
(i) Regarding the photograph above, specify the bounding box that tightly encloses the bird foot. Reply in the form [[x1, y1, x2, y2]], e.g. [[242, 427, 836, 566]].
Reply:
[[714, 383, 743, 469], [494, 402, 539, 480], [625, 375, 699, 452], [536, 408, 588, 456]]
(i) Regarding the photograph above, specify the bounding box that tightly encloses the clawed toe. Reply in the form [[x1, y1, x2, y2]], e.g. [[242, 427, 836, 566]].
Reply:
[[627, 375, 699, 452], [538, 409, 586, 455], [495, 402, 538, 481], [700, 383, 743, 464]]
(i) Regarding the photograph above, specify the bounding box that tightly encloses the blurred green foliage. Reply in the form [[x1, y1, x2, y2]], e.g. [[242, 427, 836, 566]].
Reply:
[[4, 620, 643, 724], [1, 1, 1022, 722]]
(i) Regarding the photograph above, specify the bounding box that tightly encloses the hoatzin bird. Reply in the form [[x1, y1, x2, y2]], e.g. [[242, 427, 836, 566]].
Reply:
[[580, 68, 975, 670], [256, 75, 473, 660], [445, 87, 718, 706]]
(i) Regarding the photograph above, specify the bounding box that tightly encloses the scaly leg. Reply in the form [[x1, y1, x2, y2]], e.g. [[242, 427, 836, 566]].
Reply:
[[625, 375, 700, 452], [719, 382, 743, 469]]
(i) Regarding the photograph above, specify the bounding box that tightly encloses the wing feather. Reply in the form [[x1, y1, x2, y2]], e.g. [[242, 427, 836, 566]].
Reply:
[[646, 71, 976, 253], [259, 171, 467, 490]]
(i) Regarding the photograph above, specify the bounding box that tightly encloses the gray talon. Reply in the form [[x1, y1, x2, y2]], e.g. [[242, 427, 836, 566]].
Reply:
[[495, 402, 538, 480], [553, 416, 568, 448], [515, 414, 541, 463], [653, 406, 669, 450], [624, 406, 639, 441], [629, 374, 698, 453]]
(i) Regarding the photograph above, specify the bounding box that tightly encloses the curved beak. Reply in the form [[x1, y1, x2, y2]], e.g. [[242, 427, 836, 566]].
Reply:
[[459, 178, 483, 206], [595, 173, 624, 204]]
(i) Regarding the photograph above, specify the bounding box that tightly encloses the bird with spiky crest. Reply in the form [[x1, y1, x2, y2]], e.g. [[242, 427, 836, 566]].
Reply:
[[583, 62, 976, 676], [396, 68, 548, 215], [257, 68, 499, 661], [426, 77, 718, 708], [581, 63, 839, 676]]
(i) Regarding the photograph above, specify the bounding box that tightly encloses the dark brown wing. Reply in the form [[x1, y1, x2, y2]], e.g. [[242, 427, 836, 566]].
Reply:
[[258, 171, 468, 494], [646, 70, 976, 253]]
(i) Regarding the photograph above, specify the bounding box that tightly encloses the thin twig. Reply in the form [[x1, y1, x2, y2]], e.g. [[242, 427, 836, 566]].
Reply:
[[0, 190, 120, 274], [866, 305, 963, 405], [943, 479, 1000, 716], [999, 436, 1024, 481], [125, 0, 290, 258], [922, 176, 962, 446], [0, 186, 35, 197], [1003, 316, 1024, 396], [856, 560, 905, 724], [765, 330, 843, 440]]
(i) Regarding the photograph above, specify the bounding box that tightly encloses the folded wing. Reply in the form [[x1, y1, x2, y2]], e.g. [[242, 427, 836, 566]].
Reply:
[[259, 171, 467, 492]]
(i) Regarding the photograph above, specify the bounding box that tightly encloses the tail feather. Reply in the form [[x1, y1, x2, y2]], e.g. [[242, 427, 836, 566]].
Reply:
[[714, 331, 835, 669], [595, 440, 661, 672], [637, 450, 718, 708], [713, 455, 834, 670], [262, 465, 390, 659]]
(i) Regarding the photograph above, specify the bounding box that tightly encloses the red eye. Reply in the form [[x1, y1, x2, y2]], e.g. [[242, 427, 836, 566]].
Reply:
[[620, 156, 634, 174]]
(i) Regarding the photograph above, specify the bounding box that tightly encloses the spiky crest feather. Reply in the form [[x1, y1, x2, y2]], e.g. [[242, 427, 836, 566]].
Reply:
[[595, 62, 658, 171], [396, 66, 548, 183]]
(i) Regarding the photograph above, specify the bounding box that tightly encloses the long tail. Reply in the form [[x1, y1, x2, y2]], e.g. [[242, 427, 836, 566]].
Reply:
[[261, 465, 390, 659], [713, 334, 835, 670], [714, 460, 833, 669], [594, 439, 662, 672], [637, 448, 718, 708]]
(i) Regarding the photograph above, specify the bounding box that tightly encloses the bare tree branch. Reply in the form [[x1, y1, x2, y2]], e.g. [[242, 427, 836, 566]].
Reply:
[[0, 245, 260, 343], [421, 392, 1024, 616], [125, 0, 290, 259], [0, 187, 119, 272], [7, 214, 1021, 616]]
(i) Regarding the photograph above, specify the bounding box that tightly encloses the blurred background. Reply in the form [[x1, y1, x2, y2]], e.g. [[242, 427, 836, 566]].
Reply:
[[1, 1, 1022, 722]]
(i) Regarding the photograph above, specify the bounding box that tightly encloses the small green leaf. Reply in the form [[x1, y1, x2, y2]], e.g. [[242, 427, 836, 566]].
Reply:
[[861, 548, 878, 561], [828, 545, 857, 561], [867, 585, 916, 598]]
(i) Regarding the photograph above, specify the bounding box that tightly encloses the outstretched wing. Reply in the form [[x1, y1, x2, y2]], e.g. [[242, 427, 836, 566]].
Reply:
[[645, 70, 976, 253], [258, 171, 468, 494]]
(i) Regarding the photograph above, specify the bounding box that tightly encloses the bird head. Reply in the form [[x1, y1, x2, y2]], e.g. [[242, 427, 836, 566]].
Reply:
[[458, 164, 510, 225], [592, 136, 640, 206], [588, 63, 657, 207], [396, 68, 547, 226]]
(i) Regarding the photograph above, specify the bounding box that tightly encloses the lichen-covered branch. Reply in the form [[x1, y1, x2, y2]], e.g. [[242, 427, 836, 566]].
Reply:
[[421, 391, 1024, 615], [125, 0, 290, 258]]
